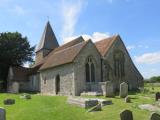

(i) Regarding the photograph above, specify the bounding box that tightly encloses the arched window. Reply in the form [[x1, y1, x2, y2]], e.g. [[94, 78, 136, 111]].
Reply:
[[85, 57, 95, 82], [103, 61, 110, 81], [114, 50, 125, 78], [55, 75, 60, 94]]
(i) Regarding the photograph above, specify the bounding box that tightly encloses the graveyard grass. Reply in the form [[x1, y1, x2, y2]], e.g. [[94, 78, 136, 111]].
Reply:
[[0, 84, 160, 120]]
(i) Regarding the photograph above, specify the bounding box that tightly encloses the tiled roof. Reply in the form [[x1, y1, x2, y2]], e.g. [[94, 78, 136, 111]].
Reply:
[[95, 35, 119, 56], [33, 35, 119, 71], [35, 21, 59, 52], [10, 66, 30, 81], [39, 37, 87, 70]]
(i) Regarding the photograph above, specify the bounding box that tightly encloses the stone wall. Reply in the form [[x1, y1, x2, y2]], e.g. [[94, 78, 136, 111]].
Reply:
[[74, 41, 102, 95], [40, 63, 74, 95], [103, 37, 143, 90], [28, 73, 40, 92]]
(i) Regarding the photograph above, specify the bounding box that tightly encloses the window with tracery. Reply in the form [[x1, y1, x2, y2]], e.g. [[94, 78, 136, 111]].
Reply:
[[85, 56, 95, 82], [114, 51, 125, 78]]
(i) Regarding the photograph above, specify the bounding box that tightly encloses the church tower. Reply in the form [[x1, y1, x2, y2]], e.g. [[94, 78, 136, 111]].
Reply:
[[35, 21, 59, 64]]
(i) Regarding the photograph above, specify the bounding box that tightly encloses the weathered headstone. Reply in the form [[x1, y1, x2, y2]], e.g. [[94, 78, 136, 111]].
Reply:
[[20, 94, 31, 99], [87, 103, 102, 112], [0, 107, 6, 120], [120, 82, 128, 98], [100, 100, 112, 106], [105, 81, 114, 97], [155, 92, 160, 101], [150, 112, 160, 120], [125, 96, 131, 103], [120, 110, 133, 120], [67, 97, 98, 109], [4, 99, 15, 105]]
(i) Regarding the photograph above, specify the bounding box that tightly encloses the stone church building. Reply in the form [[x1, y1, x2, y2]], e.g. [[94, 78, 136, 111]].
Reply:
[[7, 21, 143, 96]]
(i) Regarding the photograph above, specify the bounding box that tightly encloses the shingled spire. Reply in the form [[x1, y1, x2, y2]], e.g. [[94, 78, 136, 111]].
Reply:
[[35, 21, 59, 64]]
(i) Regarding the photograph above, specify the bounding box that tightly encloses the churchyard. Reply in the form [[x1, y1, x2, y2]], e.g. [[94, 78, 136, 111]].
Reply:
[[0, 83, 160, 120]]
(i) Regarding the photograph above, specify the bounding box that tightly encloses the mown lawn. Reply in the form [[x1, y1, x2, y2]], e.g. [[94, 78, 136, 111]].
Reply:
[[0, 85, 159, 120]]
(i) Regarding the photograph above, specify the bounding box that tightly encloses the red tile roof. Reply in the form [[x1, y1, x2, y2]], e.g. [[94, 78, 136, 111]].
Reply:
[[95, 35, 119, 56], [33, 35, 119, 71], [39, 37, 88, 70]]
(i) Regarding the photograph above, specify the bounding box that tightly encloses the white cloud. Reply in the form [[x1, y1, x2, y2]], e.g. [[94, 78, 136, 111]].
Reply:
[[127, 44, 149, 51], [63, 32, 111, 43], [23, 62, 29, 68], [127, 45, 135, 50], [138, 45, 149, 49], [135, 51, 160, 64], [10, 5, 25, 15], [61, 0, 85, 42]]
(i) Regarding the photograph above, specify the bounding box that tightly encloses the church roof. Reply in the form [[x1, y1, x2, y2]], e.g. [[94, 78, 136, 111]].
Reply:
[[95, 34, 119, 56], [35, 21, 59, 52], [40, 37, 87, 70], [33, 34, 120, 71], [9, 66, 30, 81]]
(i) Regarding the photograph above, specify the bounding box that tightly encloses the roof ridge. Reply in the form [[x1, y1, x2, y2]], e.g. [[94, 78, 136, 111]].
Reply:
[[60, 36, 83, 47], [54, 40, 87, 54]]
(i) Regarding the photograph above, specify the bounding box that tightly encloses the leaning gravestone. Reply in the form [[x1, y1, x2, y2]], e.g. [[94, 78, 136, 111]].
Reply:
[[120, 110, 133, 120], [155, 92, 160, 101], [120, 82, 128, 98], [105, 81, 114, 97], [0, 107, 6, 120], [150, 112, 160, 120]]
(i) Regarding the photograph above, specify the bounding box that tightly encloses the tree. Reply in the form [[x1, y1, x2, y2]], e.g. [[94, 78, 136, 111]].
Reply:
[[0, 32, 35, 89], [150, 76, 160, 83]]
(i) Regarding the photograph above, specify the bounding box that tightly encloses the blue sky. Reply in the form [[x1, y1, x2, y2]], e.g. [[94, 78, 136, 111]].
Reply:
[[0, 0, 160, 78]]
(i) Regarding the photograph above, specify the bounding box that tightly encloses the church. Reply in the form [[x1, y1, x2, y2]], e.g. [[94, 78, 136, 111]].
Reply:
[[7, 21, 143, 96]]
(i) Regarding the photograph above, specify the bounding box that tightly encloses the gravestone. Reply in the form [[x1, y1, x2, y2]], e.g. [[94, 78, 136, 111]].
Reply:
[[20, 94, 31, 99], [0, 107, 6, 120], [105, 81, 115, 97], [87, 103, 102, 112], [150, 112, 160, 120], [120, 110, 133, 120], [125, 96, 131, 103], [4, 99, 15, 105], [120, 82, 128, 98], [155, 92, 160, 101]]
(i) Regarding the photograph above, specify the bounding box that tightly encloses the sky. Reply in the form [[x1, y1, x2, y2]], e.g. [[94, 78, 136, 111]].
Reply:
[[0, 0, 160, 78]]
